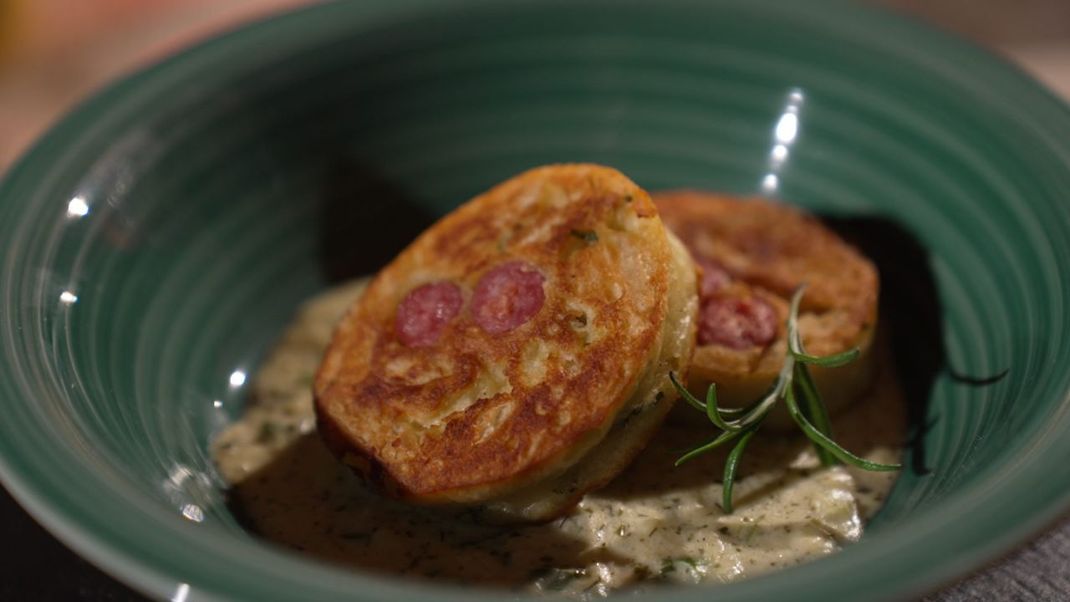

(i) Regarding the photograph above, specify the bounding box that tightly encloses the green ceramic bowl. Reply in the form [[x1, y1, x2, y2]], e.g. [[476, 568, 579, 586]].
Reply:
[[2, 1, 1069, 600]]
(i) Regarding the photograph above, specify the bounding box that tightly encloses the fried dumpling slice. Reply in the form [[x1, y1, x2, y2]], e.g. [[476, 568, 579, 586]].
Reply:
[[315, 164, 698, 520]]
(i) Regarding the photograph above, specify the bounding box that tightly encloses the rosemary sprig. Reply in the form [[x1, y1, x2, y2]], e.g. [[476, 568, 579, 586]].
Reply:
[[670, 285, 900, 513]]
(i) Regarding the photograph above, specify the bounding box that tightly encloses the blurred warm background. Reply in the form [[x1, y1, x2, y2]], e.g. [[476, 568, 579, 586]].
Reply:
[[0, 0, 311, 169], [1, 0, 1068, 173]]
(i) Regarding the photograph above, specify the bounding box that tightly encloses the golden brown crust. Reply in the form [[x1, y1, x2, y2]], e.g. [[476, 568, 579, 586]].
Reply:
[[477, 230, 699, 522], [316, 164, 681, 504], [654, 191, 879, 419]]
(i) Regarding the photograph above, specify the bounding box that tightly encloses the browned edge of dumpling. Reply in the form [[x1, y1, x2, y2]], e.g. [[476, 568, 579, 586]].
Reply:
[[315, 164, 697, 512]]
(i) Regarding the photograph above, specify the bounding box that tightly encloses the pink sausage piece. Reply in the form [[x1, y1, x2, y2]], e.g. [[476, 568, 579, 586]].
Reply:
[[696, 257, 732, 296], [395, 281, 464, 347], [698, 295, 777, 349], [471, 261, 546, 334]]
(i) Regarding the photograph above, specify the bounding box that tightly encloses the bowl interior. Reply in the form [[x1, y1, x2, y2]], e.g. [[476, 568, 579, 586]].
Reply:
[[2, 1, 1070, 601]]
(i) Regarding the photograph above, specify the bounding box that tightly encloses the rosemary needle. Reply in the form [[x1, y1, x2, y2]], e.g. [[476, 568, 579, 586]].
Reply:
[[670, 285, 901, 514], [794, 361, 836, 466], [722, 428, 757, 513]]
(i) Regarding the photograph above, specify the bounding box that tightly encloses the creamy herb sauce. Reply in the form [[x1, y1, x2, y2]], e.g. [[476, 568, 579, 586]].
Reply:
[[212, 280, 903, 596]]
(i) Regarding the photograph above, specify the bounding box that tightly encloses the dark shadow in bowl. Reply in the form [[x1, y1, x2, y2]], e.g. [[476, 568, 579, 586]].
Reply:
[[318, 158, 438, 284], [225, 432, 634, 590], [822, 214, 944, 477]]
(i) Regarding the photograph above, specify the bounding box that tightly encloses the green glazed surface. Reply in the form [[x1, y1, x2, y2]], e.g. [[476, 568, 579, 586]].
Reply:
[[2, 1, 1069, 600]]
